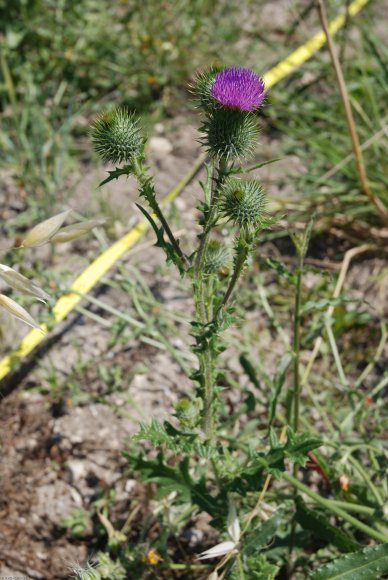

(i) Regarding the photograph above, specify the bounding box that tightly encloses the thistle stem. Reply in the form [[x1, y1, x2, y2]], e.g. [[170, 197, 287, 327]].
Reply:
[[194, 158, 227, 275], [133, 158, 189, 269], [193, 157, 228, 440], [213, 231, 250, 328], [221, 240, 247, 308]]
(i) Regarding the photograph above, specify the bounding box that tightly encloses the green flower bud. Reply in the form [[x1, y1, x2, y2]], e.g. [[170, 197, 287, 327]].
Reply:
[[175, 398, 202, 428], [91, 108, 144, 165], [204, 240, 230, 274], [200, 109, 259, 161], [220, 178, 267, 228]]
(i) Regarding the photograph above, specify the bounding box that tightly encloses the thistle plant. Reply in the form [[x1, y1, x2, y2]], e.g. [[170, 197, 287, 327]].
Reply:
[[92, 66, 269, 441], [90, 67, 388, 577]]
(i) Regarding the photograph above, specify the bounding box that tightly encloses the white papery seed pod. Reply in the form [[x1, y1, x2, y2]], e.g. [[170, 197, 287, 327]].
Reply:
[[21, 210, 72, 247]]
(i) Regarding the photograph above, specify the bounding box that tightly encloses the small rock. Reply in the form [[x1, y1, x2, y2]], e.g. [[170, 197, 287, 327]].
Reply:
[[154, 123, 165, 135], [125, 478, 137, 494], [148, 136, 173, 158], [35, 480, 82, 527], [183, 527, 204, 547]]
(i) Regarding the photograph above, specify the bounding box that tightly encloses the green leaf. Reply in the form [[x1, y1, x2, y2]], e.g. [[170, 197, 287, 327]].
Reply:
[[283, 428, 322, 466], [239, 353, 261, 390], [99, 164, 133, 186], [242, 511, 284, 557], [265, 258, 297, 285], [311, 543, 388, 580], [268, 352, 293, 428], [232, 157, 282, 175], [136, 203, 185, 272], [133, 419, 199, 453], [229, 553, 279, 579], [301, 297, 370, 315], [127, 451, 192, 501], [254, 429, 322, 478], [295, 496, 360, 553], [246, 553, 279, 579]]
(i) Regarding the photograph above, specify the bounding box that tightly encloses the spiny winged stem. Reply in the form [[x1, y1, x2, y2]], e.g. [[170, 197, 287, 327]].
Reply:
[[132, 157, 189, 270], [194, 157, 228, 440], [221, 230, 251, 309], [194, 157, 228, 276]]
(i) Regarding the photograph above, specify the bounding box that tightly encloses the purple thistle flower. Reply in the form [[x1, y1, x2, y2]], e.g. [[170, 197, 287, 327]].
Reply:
[[211, 67, 266, 111]]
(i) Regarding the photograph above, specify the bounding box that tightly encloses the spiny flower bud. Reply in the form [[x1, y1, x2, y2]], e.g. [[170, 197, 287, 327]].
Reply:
[[191, 66, 223, 112], [201, 109, 259, 161], [91, 108, 144, 165], [211, 67, 266, 112], [204, 240, 230, 274], [220, 178, 267, 229]]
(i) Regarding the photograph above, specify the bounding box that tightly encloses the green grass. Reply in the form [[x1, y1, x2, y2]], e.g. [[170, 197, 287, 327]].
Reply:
[[268, 15, 388, 229]]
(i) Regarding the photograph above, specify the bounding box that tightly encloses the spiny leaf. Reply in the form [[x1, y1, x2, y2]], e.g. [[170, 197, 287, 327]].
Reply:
[[255, 429, 322, 478], [283, 428, 322, 466], [128, 451, 192, 501], [99, 164, 133, 186], [311, 543, 388, 580], [21, 210, 72, 247], [136, 203, 185, 273], [134, 418, 198, 452]]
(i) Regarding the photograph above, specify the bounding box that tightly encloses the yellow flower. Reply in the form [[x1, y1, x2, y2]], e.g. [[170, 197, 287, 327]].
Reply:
[[145, 549, 161, 565]]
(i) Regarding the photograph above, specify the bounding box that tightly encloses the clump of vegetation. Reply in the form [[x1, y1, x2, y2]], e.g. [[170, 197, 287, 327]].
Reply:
[[85, 65, 388, 578]]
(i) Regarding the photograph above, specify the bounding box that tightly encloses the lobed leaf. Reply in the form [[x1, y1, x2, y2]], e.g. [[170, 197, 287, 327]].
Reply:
[[99, 164, 133, 186], [283, 428, 323, 466]]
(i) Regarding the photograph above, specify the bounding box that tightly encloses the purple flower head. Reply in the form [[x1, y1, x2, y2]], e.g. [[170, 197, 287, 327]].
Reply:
[[211, 67, 266, 112]]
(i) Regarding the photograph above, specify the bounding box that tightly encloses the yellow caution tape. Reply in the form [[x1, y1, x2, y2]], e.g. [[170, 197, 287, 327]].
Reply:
[[0, 0, 371, 382], [264, 0, 370, 89]]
